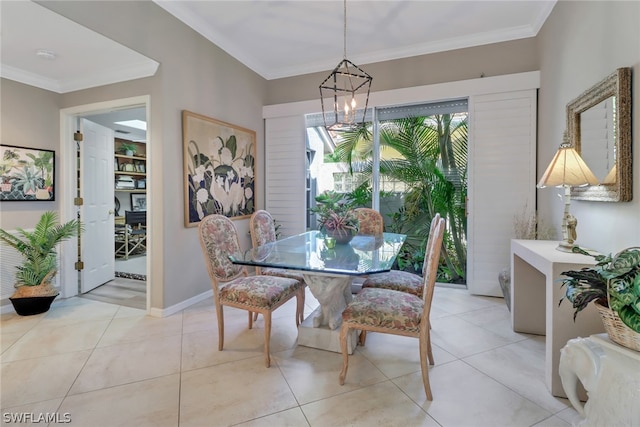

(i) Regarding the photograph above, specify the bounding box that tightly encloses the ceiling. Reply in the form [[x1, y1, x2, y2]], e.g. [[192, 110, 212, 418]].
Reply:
[[2, 0, 556, 91], [1, 1, 555, 136], [84, 107, 147, 143], [154, 0, 556, 80], [0, 1, 159, 94]]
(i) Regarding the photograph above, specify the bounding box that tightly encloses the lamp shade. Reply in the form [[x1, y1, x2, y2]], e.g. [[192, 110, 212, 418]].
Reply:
[[537, 143, 599, 188]]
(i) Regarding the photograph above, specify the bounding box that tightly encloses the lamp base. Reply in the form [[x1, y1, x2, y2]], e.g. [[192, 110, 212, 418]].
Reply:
[[556, 241, 576, 253]]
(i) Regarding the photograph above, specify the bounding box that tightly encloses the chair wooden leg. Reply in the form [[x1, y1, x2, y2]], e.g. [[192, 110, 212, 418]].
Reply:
[[339, 323, 350, 385], [216, 304, 224, 351], [419, 334, 433, 400], [427, 329, 434, 366], [248, 311, 254, 329], [359, 330, 367, 346], [264, 312, 272, 368], [253, 312, 259, 322], [124, 229, 130, 260]]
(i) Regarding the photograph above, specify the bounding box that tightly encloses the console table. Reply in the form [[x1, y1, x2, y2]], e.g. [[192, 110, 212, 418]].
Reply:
[[510, 239, 604, 397]]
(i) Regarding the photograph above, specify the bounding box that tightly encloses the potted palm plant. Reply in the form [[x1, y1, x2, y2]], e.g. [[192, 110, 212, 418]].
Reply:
[[0, 211, 82, 315], [560, 246, 640, 351], [311, 191, 359, 244]]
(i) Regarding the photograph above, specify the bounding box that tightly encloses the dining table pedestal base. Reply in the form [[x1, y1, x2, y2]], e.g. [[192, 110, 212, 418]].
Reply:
[[297, 306, 359, 354], [298, 274, 358, 354]]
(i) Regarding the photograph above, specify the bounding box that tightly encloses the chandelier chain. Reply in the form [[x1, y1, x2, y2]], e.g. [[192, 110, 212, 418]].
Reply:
[[319, 0, 371, 131], [343, 0, 347, 59]]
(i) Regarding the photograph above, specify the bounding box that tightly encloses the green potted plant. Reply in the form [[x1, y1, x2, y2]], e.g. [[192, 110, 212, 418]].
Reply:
[[560, 246, 640, 350], [119, 142, 137, 156], [0, 211, 82, 315], [311, 191, 359, 244]]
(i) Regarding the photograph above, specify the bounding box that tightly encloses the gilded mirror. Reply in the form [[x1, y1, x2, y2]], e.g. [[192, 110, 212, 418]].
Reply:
[[567, 67, 632, 202]]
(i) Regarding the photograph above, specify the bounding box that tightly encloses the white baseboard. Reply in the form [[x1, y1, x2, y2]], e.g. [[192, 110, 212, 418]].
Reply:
[[147, 289, 213, 318], [1, 302, 16, 315]]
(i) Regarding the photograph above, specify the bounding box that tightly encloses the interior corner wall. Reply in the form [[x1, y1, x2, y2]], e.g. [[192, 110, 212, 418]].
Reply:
[[537, 1, 640, 254], [36, 1, 269, 311], [0, 79, 61, 229]]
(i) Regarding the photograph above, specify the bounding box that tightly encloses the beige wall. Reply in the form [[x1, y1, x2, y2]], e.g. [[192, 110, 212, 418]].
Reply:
[[0, 80, 61, 229], [3, 0, 638, 311], [266, 38, 538, 105], [537, 0, 640, 254]]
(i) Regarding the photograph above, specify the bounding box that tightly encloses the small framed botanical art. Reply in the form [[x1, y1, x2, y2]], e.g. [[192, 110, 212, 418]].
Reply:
[[182, 110, 256, 227], [0, 144, 55, 201]]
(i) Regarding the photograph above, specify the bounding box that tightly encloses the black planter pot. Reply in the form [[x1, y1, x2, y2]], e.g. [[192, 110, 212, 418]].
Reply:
[[9, 294, 59, 316]]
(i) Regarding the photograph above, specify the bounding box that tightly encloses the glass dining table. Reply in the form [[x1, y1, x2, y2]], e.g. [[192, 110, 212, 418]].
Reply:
[[229, 230, 406, 353]]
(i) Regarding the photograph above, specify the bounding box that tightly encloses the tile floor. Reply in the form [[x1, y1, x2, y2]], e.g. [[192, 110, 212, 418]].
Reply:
[[0, 286, 581, 427], [80, 277, 146, 310]]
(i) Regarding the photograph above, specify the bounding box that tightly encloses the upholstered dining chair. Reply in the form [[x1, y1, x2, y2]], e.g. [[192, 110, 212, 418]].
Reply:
[[338, 216, 445, 400], [198, 214, 305, 367], [249, 210, 306, 323], [360, 213, 441, 297], [353, 207, 384, 235]]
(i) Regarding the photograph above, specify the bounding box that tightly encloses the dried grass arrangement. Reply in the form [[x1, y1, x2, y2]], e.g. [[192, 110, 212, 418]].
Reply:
[[512, 205, 556, 240]]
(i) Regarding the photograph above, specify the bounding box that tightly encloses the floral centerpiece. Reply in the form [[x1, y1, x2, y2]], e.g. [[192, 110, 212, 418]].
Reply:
[[561, 246, 640, 350], [312, 191, 359, 244]]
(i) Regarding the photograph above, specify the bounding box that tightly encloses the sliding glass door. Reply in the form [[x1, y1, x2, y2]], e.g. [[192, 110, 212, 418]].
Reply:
[[305, 99, 469, 284]]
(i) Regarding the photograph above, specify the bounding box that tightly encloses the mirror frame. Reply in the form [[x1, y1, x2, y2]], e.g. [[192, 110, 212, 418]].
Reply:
[[567, 67, 632, 202]]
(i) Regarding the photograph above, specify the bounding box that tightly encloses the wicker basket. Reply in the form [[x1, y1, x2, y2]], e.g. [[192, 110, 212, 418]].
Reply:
[[594, 301, 640, 352]]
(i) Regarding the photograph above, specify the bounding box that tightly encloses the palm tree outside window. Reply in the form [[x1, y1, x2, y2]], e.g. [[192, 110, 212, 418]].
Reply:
[[305, 99, 468, 284]]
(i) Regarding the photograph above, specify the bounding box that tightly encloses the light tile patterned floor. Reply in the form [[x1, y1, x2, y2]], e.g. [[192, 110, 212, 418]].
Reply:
[[0, 286, 581, 426], [80, 277, 146, 310]]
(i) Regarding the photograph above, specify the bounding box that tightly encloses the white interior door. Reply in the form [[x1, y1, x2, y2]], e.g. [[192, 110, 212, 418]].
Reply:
[[80, 118, 115, 292]]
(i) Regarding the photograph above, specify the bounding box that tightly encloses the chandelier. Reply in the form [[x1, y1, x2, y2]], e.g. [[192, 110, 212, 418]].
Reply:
[[319, 0, 372, 132]]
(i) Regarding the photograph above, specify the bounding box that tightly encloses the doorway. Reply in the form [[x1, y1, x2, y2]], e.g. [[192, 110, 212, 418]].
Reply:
[[59, 96, 151, 311]]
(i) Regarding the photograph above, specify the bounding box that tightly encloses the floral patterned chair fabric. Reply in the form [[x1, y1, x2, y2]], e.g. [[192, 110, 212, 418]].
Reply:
[[338, 216, 446, 401], [341, 288, 423, 331], [361, 270, 423, 296], [353, 208, 384, 235], [250, 209, 277, 247], [361, 213, 442, 297], [250, 210, 306, 324], [198, 214, 305, 367]]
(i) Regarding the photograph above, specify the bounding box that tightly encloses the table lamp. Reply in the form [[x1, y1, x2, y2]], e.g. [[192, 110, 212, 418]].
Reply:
[[537, 131, 599, 252]]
